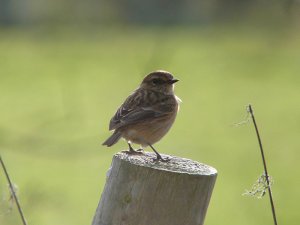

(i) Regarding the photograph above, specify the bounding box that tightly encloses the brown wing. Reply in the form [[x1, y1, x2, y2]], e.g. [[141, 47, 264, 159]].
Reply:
[[109, 89, 176, 130]]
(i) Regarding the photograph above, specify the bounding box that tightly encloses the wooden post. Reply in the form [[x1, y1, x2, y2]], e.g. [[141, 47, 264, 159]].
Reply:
[[92, 152, 217, 225]]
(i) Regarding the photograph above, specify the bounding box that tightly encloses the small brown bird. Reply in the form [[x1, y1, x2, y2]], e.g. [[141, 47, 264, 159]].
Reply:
[[102, 70, 181, 161]]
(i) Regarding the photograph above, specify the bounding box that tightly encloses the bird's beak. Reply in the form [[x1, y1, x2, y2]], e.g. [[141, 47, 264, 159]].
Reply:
[[169, 79, 179, 84]]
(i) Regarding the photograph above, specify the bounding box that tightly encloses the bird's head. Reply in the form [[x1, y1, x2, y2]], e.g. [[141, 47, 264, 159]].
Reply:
[[140, 70, 179, 94]]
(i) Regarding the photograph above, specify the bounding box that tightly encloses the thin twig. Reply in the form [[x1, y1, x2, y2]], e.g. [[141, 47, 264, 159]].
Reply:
[[0, 154, 28, 225], [247, 104, 278, 225]]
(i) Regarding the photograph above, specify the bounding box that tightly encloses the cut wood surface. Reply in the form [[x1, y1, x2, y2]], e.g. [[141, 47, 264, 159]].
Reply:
[[92, 151, 217, 225]]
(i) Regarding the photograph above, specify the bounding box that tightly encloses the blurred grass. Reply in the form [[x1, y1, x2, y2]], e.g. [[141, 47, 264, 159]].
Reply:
[[0, 26, 300, 225]]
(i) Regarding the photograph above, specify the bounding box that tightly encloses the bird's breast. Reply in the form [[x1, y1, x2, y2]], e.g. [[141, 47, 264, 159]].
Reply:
[[121, 111, 177, 147]]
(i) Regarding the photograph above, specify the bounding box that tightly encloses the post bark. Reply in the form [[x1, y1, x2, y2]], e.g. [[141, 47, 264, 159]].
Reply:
[[92, 152, 217, 225]]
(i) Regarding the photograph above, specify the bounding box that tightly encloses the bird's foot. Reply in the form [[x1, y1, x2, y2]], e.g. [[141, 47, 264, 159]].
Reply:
[[122, 149, 144, 155], [122, 145, 144, 155], [148, 144, 170, 162], [136, 148, 144, 152], [152, 154, 170, 162]]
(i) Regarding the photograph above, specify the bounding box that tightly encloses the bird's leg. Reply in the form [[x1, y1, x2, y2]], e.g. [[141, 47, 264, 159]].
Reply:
[[148, 144, 170, 162], [123, 143, 143, 155], [128, 142, 135, 152]]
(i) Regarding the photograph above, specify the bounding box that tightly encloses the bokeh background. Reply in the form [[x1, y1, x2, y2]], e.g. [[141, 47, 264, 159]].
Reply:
[[1, 1, 300, 225]]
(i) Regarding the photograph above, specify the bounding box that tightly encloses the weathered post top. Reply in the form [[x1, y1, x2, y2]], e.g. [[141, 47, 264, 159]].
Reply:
[[113, 151, 217, 175], [92, 152, 217, 225]]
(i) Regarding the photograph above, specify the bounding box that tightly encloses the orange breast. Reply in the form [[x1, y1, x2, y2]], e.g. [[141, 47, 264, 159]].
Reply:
[[121, 110, 177, 147]]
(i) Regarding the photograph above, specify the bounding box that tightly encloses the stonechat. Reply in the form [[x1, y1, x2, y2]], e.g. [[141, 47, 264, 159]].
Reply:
[[102, 70, 181, 161]]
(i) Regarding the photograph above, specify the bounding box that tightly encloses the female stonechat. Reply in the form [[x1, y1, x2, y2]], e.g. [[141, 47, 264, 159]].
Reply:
[[103, 70, 181, 161]]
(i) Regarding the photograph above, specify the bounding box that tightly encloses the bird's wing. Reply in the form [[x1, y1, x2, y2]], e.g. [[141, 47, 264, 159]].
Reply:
[[109, 90, 173, 130]]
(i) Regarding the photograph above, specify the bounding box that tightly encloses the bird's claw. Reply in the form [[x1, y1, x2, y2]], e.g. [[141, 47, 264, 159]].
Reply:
[[152, 155, 170, 162], [122, 149, 144, 155]]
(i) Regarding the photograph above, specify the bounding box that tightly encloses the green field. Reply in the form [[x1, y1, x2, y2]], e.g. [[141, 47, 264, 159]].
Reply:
[[0, 26, 299, 225]]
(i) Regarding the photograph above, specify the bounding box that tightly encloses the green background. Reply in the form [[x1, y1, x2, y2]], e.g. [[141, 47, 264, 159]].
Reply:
[[0, 26, 299, 225]]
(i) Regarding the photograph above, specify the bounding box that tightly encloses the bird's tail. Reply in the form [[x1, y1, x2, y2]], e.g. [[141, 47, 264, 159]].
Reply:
[[102, 131, 122, 147]]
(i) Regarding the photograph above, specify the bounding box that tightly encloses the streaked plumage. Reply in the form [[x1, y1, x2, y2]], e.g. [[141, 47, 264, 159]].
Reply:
[[103, 70, 181, 161]]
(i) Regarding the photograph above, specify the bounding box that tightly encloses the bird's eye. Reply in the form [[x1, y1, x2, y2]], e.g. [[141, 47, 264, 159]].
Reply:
[[152, 79, 164, 85]]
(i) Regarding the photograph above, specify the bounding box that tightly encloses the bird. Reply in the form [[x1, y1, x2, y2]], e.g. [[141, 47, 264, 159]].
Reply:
[[102, 70, 181, 161]]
